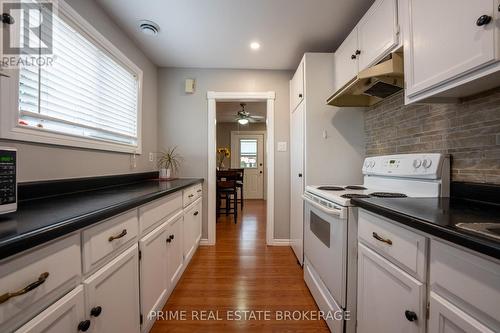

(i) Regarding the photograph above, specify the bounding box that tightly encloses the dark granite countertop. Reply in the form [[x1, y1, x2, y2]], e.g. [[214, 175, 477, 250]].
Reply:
[[0, 178, 203, 260], [352, 197, 500, 260]]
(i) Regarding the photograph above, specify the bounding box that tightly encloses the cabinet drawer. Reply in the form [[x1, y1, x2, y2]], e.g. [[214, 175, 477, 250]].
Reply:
[[358, 210, 427, 280], [183, 184, 202, 208], [83, 210, 138, 273], [430, 239, 500, 329], [139, 192, 182, 234], [0, 234, 81, 333], [15, 285, 85, 333]]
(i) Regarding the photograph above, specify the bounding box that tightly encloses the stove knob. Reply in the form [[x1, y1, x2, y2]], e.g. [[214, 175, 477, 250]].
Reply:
[[364, 160, 370, 168], [422, 159, 432, 169], [413, 159, 422, 168], [371, 161, 376, 168]]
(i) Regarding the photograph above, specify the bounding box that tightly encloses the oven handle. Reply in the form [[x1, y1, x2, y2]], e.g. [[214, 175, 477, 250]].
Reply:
[[302, 195, 345, 218]]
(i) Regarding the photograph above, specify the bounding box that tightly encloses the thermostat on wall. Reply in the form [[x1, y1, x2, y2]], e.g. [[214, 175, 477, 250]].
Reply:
[[185, 79, 196, 94]]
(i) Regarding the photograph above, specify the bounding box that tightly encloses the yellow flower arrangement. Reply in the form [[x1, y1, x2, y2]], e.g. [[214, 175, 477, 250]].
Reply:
[[217, 147, 231, 169]]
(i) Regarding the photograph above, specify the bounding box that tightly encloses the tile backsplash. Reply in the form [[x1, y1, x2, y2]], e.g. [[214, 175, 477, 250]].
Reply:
[[364, 87, 500, 184]]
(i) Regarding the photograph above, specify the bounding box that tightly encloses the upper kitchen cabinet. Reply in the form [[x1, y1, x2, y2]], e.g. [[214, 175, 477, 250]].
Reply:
[[290, 59, 305, 111], [403, 0, 500, 103], [333, 0, 399, 92]]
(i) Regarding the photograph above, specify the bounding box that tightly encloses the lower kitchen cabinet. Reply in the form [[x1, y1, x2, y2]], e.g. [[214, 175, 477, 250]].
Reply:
[[139, 221, 170, 333], [183, 198, 202, 263], [15, 286, 86, 333], [357, 243, 425, 333], [167, 213, 184, 287], [428, 291, 495, 333], [83, 244, 140, 333]]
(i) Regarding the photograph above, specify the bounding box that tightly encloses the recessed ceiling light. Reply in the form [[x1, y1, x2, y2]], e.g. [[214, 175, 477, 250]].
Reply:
[[250, 42, 260, 50], [139, 20, 160, 36]]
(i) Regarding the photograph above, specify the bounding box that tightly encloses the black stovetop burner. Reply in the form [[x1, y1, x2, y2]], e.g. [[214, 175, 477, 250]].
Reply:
[[341, 193, 371, 199], [345, 185, 367, 190], [370, 192, 408, 198], [317, 186, 345, 191]]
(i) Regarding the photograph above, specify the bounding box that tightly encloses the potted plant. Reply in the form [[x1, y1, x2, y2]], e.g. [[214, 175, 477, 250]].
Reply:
[[158, 146, 182, 180], [217, 147, 230, 170]]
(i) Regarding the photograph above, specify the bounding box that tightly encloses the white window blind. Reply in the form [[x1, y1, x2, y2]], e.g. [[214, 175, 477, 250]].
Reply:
[[18, 6, 139, 147]]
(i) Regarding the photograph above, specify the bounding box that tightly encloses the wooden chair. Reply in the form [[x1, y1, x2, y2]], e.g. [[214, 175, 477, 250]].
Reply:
[[216, 171, 239, 223], [232, 168, 244, 209]]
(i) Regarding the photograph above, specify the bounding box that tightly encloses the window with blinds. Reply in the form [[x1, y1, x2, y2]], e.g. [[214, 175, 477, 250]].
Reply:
[[17, 6, 140, 148]]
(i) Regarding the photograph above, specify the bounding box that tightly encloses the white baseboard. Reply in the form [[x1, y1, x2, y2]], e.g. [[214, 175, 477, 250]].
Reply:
[[268, 239, 291, 246], [199, 239, 212, 246]]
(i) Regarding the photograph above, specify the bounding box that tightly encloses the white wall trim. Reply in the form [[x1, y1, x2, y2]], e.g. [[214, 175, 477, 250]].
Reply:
[[269, 239, 291, 246], [207, 91, 276, 246], [199, 239, 210, 246]]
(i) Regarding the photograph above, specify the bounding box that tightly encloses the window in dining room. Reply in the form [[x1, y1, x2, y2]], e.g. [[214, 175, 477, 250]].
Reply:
[[239, 139, 258, 168]]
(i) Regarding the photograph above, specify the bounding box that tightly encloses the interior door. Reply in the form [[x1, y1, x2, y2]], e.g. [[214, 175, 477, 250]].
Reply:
[[405, 0, 497, 97], [232, 134, 264, 199], [357, 243, 425, 333], [290, 102, 304, 265]]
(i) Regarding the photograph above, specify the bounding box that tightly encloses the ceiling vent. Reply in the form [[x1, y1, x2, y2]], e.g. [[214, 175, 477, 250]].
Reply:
[[139, 20, 160, 36]]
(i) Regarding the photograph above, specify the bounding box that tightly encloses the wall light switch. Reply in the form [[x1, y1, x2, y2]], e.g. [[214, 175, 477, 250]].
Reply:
[[149, 152, 154, 162], [277, 142, 287, 152]]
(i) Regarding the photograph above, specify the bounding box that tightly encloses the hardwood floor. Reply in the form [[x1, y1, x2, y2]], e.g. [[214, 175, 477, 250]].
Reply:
[[150, 199, 329, 332]]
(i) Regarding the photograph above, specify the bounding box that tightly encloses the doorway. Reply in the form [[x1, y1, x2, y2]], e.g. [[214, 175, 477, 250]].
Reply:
[[207, 91, 275, 246]]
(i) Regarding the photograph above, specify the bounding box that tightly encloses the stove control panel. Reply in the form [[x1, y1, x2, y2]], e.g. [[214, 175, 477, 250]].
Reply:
[[362, 153, 449, 179], [0, 148, 17, 214]]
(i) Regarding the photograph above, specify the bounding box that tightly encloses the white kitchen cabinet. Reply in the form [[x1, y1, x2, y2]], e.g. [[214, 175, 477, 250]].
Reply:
[[357, 243, 425, 333], [83, 245, 140, 333], [139, 222, 169, 333], [290, 59, 304, 111], [333, 28, 359, 91], [403, 0, 500, 103], [290, 101, 304, 265], [167, 214, 185, 288], [357, 0, 398, 71], [15, 286, 86, 333], [183, 198, 201, 263], [428, 291, 496, 333]]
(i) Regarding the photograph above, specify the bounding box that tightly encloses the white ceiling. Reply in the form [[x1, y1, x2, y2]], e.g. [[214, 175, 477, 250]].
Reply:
[[216, 102, 266, 123], [96, 0, 374, 70]]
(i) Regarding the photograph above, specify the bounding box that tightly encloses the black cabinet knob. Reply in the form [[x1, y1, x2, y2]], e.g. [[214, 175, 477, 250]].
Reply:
[[476, 15, 492, 26], [405, 310, 418, 322], [166, 238, 172, 243], [194, 211, 199, 216], [298, 173, 303, 178], [170, 234, 174, 240], [2, 13, 15, 25], [90, 306, 102, 317], [78, 320, 91, 332], [355, 50, 361, 55], [351, 54, 356, 60]]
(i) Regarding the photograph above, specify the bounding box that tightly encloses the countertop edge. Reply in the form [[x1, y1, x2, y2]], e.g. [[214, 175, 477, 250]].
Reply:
[[351, 198, 500, 261], [0, 178, 204, 261]]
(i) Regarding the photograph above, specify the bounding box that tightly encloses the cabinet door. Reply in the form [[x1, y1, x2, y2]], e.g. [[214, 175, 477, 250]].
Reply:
[[139, 223, 169, 332], [84, 245, 140, 333], [357, 243, 425, 333], [290, 102, 304, 265], [428, 292, 495, 333], [405, 0, 497, 97], [192, 200, 202, 246], [15, 286, 86, 333], [290, 59, 304, 111], [334, 28, 358, 91], [357, 0, 398, 71], [167, 215, 184, 287]]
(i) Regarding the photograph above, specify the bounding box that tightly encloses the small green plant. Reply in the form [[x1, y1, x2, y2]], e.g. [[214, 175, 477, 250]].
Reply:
[[158, 146, 182, 175]]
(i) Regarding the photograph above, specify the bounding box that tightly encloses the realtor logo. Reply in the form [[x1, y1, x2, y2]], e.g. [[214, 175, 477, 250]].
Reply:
[[2, 1, 53, 55]]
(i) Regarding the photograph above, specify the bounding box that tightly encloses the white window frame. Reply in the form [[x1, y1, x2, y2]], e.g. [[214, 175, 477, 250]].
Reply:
[[0, 0, 143, 154]]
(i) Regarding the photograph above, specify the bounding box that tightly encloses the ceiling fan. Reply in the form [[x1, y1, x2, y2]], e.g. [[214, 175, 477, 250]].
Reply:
[[235, 103, 265, 125]]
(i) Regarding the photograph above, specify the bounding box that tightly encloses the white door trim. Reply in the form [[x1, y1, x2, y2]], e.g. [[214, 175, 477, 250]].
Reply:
[[207, 91, 275, 246]]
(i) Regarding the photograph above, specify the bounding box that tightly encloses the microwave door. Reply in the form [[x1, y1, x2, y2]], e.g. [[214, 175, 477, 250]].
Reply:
[[304, 201, 347, 308]]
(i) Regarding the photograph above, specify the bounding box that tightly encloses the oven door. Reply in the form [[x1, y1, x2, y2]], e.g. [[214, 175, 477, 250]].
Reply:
[[303, 195, 348, 308]]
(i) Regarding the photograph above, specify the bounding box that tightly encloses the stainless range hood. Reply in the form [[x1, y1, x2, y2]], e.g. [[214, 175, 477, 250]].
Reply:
[[327, 52, 404, 107]]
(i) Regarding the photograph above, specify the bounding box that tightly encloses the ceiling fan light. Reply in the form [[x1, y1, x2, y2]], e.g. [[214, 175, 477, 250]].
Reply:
[[238, 118, 249, 125]]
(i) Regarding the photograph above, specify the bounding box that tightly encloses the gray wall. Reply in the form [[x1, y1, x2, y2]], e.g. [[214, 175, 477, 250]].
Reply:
[[158, 68, 293, 239], [0, 0, 158, 182], [216, 122, 267, 150], [365, 87, 500, 184]]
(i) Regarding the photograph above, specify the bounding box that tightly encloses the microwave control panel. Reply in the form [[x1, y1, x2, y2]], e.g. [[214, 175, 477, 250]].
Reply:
[[0, 148, 17, 213]]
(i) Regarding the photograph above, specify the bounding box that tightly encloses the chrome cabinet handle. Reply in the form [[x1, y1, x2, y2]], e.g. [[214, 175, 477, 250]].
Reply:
[[372, 232, 393, 245], [0, 272, 49, 304], [108, 229, 127, 242]]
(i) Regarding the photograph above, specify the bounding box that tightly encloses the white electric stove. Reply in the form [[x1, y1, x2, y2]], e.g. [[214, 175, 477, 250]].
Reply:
[[302, 153, 450, 333]]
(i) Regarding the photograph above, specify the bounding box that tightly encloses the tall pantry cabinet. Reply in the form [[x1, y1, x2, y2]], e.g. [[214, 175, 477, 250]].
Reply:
[[289, 53, 365, 265]]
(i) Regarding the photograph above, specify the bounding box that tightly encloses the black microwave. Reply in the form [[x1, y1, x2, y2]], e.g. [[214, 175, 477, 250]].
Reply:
[[0, 147, 17, 214]]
